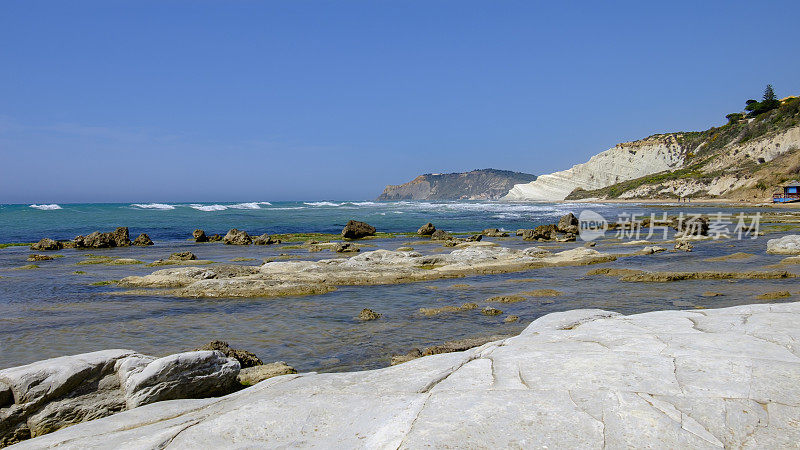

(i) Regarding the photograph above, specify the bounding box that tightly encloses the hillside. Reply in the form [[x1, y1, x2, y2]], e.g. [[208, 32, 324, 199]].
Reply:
[[505, 90, 800, 203], [377, 169, 537, 201]]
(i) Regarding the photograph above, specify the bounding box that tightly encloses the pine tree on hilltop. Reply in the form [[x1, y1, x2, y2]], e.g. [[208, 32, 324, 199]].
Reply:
[[763, 84, 776, 102]]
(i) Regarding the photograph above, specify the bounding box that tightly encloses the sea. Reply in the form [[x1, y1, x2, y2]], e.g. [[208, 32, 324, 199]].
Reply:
[[0, 200, 796, 372]]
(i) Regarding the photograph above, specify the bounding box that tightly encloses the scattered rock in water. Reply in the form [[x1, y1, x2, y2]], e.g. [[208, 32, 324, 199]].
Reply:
[[224, 229, 252, 245], [674, 241, 694, 252], [672, 300, 696, 308], [208, 234, 223, 242], [482, 228, 509, 237], [557, 213, 579, 234], [419, 303, 478, 316], [417, 223, 436, 236], [779, 256, 800, 265], [460, 302, 478, 310], [357, 308, 382, 321], [672, 216, 709, 237], [504, 315, 520, 323], [584, 242, 596, 247], [237, 362, 297, 385], [756, 291, 792, 300], [193, 229, 209, 242], [430, 229, 452, 241], [766, 235, 800, 255], [390, 334, 509, 365], [27, 254, 53, 262], [108, 258, 142, 265], [0, 349, 240, 446], [194, 341, 263, 368], [522, 289, 563, 297], [169, 252, 197, 261], [487, 295, 527, 304], [448, 283, 471, 289], [481, 306, 503, 316], [522, 224, 559, 241], [253, 234, 279, 245], [74, 227, 132, 249], [396, 246, 414, 251], [132, 233, 154, 246], [702, 292, 724, 297], [14, 264, 39, 270], [590, 267, 794, 282], [341, 220, 376, 239], [703, 252, 755, 262], [30, 238, 62, 251], [466, 234, 483, 242], [333, 243, 360, 253]]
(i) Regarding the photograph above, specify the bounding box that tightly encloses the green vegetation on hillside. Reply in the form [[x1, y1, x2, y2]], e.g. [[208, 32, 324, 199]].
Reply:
[[567, 86, 800, 200]]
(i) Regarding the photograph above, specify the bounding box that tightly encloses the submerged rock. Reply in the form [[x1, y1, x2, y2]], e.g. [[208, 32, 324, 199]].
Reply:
[[223, 229, 252, 245], [132, 233, 154, 246], [417, 222, 436, 236], [27, 254, 53, 262], [30, 238, 61, 251], [253, 233, 279, 245], [767, 235, 800, 255], [208, 234, 223, 242], [357, 308, 382, 321], [504, 315, 520, 323], [674, 241, 694, 252], [333, 242, 360, 253], [169, 251, 197, 261], [481, 228, 509, 237], [341, 220, 376, 239], [481, 306, 503, 316], [193, 229, 209, 242]]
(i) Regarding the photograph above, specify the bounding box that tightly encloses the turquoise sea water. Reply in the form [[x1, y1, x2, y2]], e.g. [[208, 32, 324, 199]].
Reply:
[[0, 201, 796, 372]]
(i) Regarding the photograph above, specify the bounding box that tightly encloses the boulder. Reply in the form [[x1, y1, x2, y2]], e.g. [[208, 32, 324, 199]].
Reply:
[[430, 229, 452, 241], [193, 229, 209, 243], [223, 229, 252, 245], [674, 241, 694, 252], [466, 234, 483, 242], [672, 216, 709, 237], [504, 315, 520, 323], [557, 213, 579, 234], [74, 227, 131, 249], [123, 351, 240, 409], [481, 228, 509, 237], [522, 224, 558, 241], [237, 362, 297, 385], [132, 233, 154, 246], [766, 235, 800, 255], [208, 234, 223, 242], [30, 238, 62, 251], [417, 223, 436, 236], [482, 306, 503, 316], [169, 252, 197, 261], [357, 308, 382, 321], [333, 242, 360, 253], [253, 233, 278, 245], [194, 341, 262, 368], [341, 220, 376, 239]]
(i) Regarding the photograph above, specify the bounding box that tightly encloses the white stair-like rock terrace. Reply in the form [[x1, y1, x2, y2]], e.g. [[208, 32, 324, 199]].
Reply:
[[13, 301, 800, 448]]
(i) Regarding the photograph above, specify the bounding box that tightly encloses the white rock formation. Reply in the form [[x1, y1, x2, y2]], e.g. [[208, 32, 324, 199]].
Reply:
[[505, 135, 685, 201], [767, 235, 800, 255], [15, 302, 800, 448], [0, 350, 239, 446]]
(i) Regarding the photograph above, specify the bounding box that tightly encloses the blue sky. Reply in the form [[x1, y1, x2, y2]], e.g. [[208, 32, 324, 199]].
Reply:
[[2, 1, 799, 203]]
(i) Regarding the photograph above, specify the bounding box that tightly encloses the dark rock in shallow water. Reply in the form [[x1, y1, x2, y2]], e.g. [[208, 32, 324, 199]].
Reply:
[[223, 229, 252, 245], [195, 341, 263, 368], [557, 213, 579, 234], [169, 251, 197, 261], [27, 254, 53, 262], [208, 234, 222, 242], [341, 220, 376, 239], [522, 224, 558, 241], [430, 229, 452, 241], [132, 233, 153, 246], [74, 227, 131, 248], [466, 234, 483, 242], [333, 242, 359, 253], [481, 228, 508, 237], [417, 222, 436, 236], [253, 233, 278, 245], [30, 238, 61, 251], [193, 229, 209, 243], [357, 308, 382, 321]]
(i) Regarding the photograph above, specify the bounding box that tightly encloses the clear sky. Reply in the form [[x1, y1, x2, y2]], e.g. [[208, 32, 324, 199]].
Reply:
[[2, 1, 799, 203]]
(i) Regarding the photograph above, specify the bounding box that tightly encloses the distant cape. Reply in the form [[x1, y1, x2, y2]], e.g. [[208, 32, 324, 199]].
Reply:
[[376, 169, 537, 201]]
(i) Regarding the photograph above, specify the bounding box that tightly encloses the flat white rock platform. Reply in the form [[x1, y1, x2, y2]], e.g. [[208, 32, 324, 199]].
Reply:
[[15, 302, 800, 449]]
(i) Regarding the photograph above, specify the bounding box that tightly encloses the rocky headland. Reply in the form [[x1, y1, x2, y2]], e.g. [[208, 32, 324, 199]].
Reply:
[[377, 169, 537, 200]]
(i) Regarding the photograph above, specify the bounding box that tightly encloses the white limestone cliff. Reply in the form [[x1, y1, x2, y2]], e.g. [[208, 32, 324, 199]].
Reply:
[[504, 135, 686, 201]]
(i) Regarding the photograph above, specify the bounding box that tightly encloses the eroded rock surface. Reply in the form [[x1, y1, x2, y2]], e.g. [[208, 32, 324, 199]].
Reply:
[[767, 235, 800, 255], [118, 246, 615, 298], [21, 302, 800, 448]]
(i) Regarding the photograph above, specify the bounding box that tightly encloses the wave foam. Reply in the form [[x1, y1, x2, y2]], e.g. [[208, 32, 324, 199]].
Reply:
[[131, 203, 175, 210], [29, 204, 62, 210], [303, 201, 341, 207], [190, 204, 229, 212]]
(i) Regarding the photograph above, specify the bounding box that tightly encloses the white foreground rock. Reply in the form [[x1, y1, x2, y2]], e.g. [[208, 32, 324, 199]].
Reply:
[[13, 302, 800, 448], [767, 235, 800, 255]]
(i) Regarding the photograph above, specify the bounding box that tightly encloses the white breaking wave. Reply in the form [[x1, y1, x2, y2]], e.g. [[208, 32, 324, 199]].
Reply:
[[228, 202, 272, 209], [131, 203, 175, 210], [29, 204, 62, 210], [303, 201, 341, 207], [188, 202, 272, 211], [190, 204, 229, 212]]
